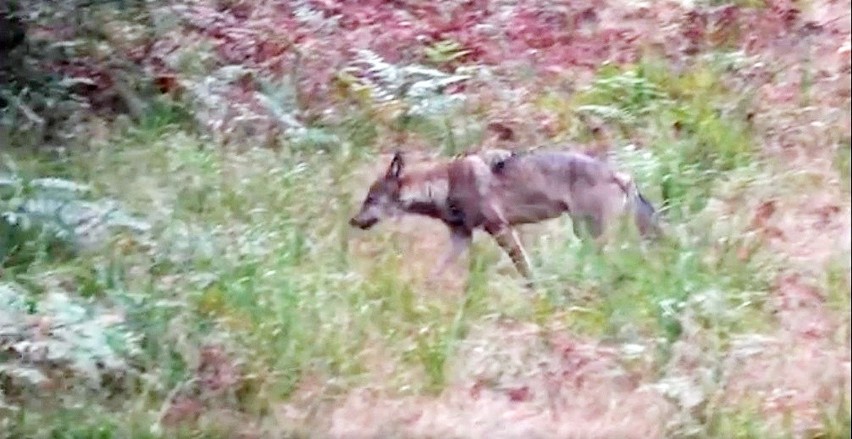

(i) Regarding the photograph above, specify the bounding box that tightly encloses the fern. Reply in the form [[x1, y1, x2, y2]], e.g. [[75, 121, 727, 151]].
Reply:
[[255, 76, 342, 149], [0, 169, 149, 266], [582, 69, 671, 120], [0, 282, 141, 405], [424, 39, 471, 65], [343, 49, 471, 118], [575, 104, 638, 124]]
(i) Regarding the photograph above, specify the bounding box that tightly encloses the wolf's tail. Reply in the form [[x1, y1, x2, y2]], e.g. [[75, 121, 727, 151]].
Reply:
[[632, 189, 663, 239], [613, 172, 663, 240]]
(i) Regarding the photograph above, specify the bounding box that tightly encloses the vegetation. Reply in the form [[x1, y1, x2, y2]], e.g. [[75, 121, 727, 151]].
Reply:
[[1, 0, 850, 438]]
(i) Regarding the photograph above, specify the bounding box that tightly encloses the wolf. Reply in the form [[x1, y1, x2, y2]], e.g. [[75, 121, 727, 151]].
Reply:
[[348, 148, 661, 287]]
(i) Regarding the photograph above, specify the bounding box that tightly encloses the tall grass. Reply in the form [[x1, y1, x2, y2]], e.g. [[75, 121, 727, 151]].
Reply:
[[1, 54, 849, 438]]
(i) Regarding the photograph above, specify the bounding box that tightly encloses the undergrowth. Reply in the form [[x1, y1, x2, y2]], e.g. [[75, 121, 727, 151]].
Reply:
[[1, 1, 849, 436], [0, 84, 805, 438]]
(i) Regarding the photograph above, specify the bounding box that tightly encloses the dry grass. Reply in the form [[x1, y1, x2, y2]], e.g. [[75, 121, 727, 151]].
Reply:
[[2, 0, 850, 438]]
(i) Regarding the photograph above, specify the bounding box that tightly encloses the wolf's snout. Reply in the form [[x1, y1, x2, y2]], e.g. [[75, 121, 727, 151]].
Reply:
[[349, 216, 378, 230]]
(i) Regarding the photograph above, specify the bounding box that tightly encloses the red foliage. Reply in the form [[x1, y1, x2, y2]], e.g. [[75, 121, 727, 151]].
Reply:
[[161, 396, 204, 427], [197, 344, 241, 395], [31, 0, 844, 134], [506, 385, 532, 402]]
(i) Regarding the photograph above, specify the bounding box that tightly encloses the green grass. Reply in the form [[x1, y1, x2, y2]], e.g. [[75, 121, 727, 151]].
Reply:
[[836, 137, 851, 190], [0, 128, 839, 439], [574, 58, 755, 168], [3, 123, 490, 401], [1, 55, 849, 438], [524, 56, 775, 349]]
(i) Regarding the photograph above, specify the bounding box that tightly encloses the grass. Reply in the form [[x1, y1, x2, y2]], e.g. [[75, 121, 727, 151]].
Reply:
[[1, 52, 849, 438], [525, 57, 775, 351], [10, 123, 487, 396]]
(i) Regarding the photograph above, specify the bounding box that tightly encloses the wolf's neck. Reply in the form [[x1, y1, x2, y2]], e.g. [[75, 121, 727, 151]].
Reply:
[[399, 168, 449, 218]]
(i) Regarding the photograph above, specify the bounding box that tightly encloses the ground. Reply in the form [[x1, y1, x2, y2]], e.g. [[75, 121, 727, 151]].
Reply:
[[0, 0, 850, 438]]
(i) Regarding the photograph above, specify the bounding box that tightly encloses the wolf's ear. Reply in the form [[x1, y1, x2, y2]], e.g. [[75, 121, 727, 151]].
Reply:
[[387, 151, 405, 179]]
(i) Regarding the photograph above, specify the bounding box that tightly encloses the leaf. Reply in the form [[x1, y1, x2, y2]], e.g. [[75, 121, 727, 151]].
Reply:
[[0, 364, 48, 386], [424, 39, 472, 64], [2, 172, 150, 258], [28, 178, 91, 194], [576, 104, 637, 124], [0, 282, 141, 396], [651, 375, 706, 410], [343, 49, 472, 124]]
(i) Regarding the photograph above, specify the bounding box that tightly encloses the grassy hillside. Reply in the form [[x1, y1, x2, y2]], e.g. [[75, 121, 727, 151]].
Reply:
[[1, 1, 850, 438]]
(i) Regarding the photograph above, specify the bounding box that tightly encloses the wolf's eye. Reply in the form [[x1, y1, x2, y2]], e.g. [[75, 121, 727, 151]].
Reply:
[[365, 196, 376, 204]]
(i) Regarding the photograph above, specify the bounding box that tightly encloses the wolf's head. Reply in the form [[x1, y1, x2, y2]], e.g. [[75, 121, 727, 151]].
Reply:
[[349, 151, 406, 230]]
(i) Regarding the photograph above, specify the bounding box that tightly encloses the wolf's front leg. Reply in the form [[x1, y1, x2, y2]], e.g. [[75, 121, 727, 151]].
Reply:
[[428, 227, 472, 283], [486, 224, 534, 288]]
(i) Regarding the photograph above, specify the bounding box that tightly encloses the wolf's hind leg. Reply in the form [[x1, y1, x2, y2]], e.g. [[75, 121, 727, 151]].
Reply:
[[571, 215, 602, 241]]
